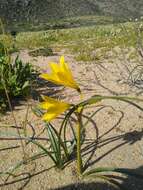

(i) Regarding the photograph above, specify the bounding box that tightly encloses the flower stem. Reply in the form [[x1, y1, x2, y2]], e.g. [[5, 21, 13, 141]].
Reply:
[[76, 111, 83, 176]]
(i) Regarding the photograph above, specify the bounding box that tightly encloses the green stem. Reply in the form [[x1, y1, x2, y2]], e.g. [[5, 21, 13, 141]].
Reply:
[[76, 111, 83, 176]]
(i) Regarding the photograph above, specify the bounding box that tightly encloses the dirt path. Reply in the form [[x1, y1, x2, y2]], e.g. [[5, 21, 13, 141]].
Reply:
[[0, 48, 143, 190]]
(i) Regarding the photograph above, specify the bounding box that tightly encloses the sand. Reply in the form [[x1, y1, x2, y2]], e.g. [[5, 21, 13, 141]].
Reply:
[[0, 47, 143, 190]]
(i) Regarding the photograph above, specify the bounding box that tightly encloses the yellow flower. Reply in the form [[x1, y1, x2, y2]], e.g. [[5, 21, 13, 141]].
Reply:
[[39, 96, 71, 121], [40, 56, 81, 92]]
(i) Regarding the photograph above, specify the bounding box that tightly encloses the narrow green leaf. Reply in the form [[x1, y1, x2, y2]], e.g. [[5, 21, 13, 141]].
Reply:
[[29, 140, 57, 164], [46, 123, 61, 164], [83, 167, 143, 179]]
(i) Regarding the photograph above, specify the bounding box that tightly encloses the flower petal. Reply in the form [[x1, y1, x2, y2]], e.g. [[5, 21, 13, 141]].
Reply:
[[39, 102, 53, 110], [60, 56, 65, 65], [40, 73, 60, 84], [42, 112, 58, 121], [41, 95, 59, 103], [39, 56, 81, 92], [39, 95, 71, 121], [50, 62, 60, 74]]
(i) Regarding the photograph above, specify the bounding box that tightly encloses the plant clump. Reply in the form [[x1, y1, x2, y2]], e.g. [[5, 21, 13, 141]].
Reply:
[[29, 47, 54, 57], [0, 42, 38, 110]]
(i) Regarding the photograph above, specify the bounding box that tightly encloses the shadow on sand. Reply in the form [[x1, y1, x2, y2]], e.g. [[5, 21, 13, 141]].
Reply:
[[50, 166, 143, 190]]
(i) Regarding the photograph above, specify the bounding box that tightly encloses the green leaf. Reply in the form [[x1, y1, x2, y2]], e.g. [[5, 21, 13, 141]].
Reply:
[[46, 123, 61, 161], [29, 139, 57, 164], [83, 167, 143, 179], [22, 81, 30, 90]]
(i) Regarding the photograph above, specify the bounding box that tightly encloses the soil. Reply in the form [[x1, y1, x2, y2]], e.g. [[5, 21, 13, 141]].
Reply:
[[0, 47, 143, 190]]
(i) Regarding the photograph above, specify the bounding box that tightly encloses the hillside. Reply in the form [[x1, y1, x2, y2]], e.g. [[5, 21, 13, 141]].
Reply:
[[0, 0, 101, 23], [0, 0, 143, 23]]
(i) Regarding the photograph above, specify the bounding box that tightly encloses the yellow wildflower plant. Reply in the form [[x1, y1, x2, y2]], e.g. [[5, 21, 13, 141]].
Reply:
[[39, 95, 71, 122], [40, 56, 81, 93]]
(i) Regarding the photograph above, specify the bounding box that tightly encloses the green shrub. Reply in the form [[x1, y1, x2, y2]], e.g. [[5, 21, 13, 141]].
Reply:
[[0, 42, 38, 110], [29, 47, 54, 57]]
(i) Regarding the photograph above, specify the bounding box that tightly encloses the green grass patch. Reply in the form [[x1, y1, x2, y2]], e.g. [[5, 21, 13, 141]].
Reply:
[[1, 20, 143, 62]]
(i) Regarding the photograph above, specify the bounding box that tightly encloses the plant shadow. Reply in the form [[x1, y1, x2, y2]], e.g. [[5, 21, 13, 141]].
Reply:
[[6, 78, 66, 112], [1, 165, 143, 190], [50, 167, 143, 190], [31, 78, 66, 101], [82, 129, 143, 171]]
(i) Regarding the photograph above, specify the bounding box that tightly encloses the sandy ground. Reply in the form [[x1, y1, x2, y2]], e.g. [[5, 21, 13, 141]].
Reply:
[[0, 47, 143, 190]]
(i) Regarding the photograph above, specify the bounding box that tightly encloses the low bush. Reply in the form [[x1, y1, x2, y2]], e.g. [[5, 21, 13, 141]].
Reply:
[[0, 42, 38, 110], [28, 47, 54, 57]]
